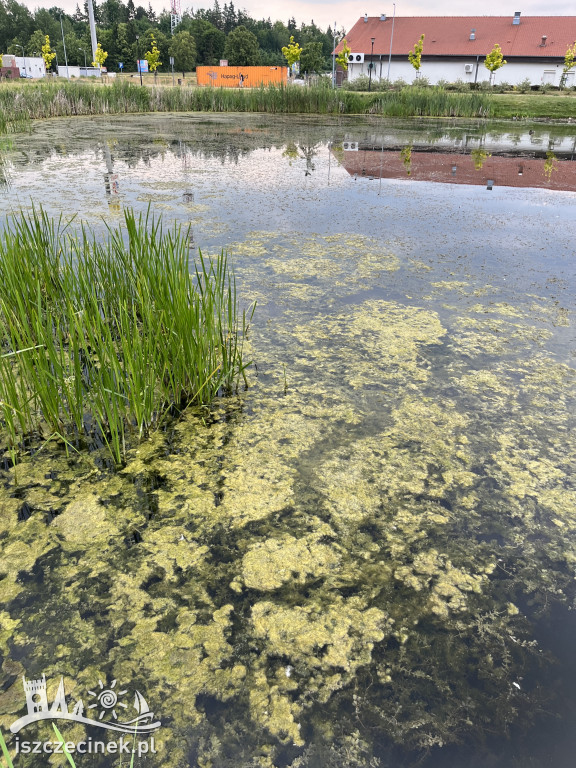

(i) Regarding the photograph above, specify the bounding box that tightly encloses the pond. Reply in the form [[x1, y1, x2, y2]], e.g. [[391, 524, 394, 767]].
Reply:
[[0, 113, 575, 768]]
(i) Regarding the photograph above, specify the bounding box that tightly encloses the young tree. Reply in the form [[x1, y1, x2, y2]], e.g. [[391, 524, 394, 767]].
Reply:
[[92, 41, 108, 68], [145, 34, 162, 73], [484, 43, 506, 85], [42, 34, 56, 72], [560, 41, 576, 89], [170, 30, 196, 77], [335, 39, 351, 71], [281, 35, 301, 72], [408, 34, 424, 78], [28, 29, 48, 56], [223, 25, 259, 66], [300, 41, 324, 74]]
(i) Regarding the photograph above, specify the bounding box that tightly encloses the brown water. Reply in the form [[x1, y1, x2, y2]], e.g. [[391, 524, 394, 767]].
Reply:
[[0, 114, 575, 768]]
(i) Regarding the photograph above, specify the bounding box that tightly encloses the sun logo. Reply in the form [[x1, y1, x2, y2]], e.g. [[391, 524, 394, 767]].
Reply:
[[87, 680, 128, 721]]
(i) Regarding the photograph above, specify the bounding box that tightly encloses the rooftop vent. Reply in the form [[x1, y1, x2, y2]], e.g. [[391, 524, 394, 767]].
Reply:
[[380, 13, 386, 20], [540, 35, 547, 46], [513, 11, 521, 25], [364, 12, 368, 22], [470, 28, 476, 40]]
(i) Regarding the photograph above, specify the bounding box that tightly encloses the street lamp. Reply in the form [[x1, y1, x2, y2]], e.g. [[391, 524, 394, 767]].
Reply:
[[136, 35, 143, 86], [368, 37, 375, 91], [79, 47, 87, 71]]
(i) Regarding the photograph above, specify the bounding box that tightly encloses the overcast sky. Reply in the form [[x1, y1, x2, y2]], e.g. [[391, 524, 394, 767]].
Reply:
[[21, 0, 575, 34]]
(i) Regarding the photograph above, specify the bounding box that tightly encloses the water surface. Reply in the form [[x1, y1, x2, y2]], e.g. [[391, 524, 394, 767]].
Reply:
[[0, 114, 575, 768]]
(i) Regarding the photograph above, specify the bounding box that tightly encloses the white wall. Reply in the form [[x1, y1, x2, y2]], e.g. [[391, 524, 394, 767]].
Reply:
[[347, 59, 570, 87], [15, 56, 46, 78], [56, 66, 101, 78]]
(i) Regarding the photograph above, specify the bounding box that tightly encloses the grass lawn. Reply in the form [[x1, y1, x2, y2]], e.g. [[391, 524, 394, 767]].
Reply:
[[491, 92, 576, 119]]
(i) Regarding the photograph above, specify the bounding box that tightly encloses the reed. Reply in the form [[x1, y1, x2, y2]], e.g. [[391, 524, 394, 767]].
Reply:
[[0, 208, 254, 465], [0, 80, 494, 132]]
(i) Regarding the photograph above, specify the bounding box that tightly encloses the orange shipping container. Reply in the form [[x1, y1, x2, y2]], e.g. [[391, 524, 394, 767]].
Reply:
[[196, 65, 288, 88]]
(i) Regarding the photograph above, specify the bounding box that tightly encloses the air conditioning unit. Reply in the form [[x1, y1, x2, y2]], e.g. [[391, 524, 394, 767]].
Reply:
[[348, 53, 365, 64], [464, 64, 473, 73], [343, 142, 359, 151]]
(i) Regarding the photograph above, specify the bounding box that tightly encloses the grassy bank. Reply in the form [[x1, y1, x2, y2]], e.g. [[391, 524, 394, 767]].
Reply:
[[490, 92, 576, 119], [0, 209, 253, 465], [0, 80, 493, 132]]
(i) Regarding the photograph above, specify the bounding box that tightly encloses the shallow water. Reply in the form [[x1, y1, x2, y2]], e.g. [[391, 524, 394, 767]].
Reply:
[[0, 114, 575, 768]]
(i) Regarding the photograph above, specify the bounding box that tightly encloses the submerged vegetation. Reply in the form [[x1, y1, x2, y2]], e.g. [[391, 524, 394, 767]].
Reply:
[[0, 80, 494, 135], [0, 208, 253, 465]]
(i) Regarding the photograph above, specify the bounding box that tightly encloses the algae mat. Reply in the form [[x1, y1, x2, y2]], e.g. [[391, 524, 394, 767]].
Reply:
[[0, 114, 575, 768]]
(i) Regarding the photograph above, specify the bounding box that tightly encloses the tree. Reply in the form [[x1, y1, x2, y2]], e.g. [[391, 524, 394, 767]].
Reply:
[[300, 41, 324, 74], [281, 35, 301, 71], [560, 41, 576, 89], [484, 43, 506, 85], [186, 18, 225, 65], [93, 42, 108, 68], [408, 34, 424, 77], [145, 34, 161, 72], [169, 30, 196, 76], [223, 24, 259, 66], [42, 34, 56, 71], [28, 29, 48, 56], [335, 39, 350, 71]]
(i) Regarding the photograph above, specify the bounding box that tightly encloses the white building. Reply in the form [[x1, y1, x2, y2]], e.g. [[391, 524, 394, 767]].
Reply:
[[335, 14, 576, 87], [12, 55, 46, 79]]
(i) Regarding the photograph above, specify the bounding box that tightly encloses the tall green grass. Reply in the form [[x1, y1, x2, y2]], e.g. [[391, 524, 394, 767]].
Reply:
[[0, 208, 254, 465], [0, 80, 494, 132]]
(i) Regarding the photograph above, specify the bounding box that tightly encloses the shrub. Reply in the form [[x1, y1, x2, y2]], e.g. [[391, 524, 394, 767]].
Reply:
[[516, 78, 532, 93], [447, 79, 470, 92], [392, 77, 408, 89], [341, 74, 370, 91], [376, 78, 393, 91]]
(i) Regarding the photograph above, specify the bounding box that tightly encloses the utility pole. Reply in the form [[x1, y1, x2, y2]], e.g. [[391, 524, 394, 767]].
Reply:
[[332, 20, 337, 88], [60, 15, 69, 79], [86, 0, 98, 66], [387, 3, 396, 81]]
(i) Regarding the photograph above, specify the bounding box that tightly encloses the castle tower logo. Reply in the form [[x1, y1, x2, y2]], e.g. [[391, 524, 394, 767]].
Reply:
[[10, 674, 161, 735]]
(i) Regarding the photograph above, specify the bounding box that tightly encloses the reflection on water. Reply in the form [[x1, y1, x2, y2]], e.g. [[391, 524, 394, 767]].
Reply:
[[0, 114, 576, 768]]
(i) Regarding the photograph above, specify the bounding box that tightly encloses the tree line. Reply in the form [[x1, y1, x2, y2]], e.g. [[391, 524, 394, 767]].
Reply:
[[0, 0, 340, 73]]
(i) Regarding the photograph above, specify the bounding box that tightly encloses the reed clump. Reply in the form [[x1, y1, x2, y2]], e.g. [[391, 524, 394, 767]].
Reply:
[[0, 208, 254, 465], [0, 80, 494, 132]]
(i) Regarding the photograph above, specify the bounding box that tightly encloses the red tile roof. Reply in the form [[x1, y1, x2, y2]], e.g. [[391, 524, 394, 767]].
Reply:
[[335, 16, 576, 58]]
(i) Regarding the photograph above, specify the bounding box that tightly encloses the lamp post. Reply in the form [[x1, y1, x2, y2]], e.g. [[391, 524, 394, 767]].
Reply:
[[79, 47, 87, 72], [136, 35, 143, 86], [387, 2, 396, 81], [368, 37, 375, 91]]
